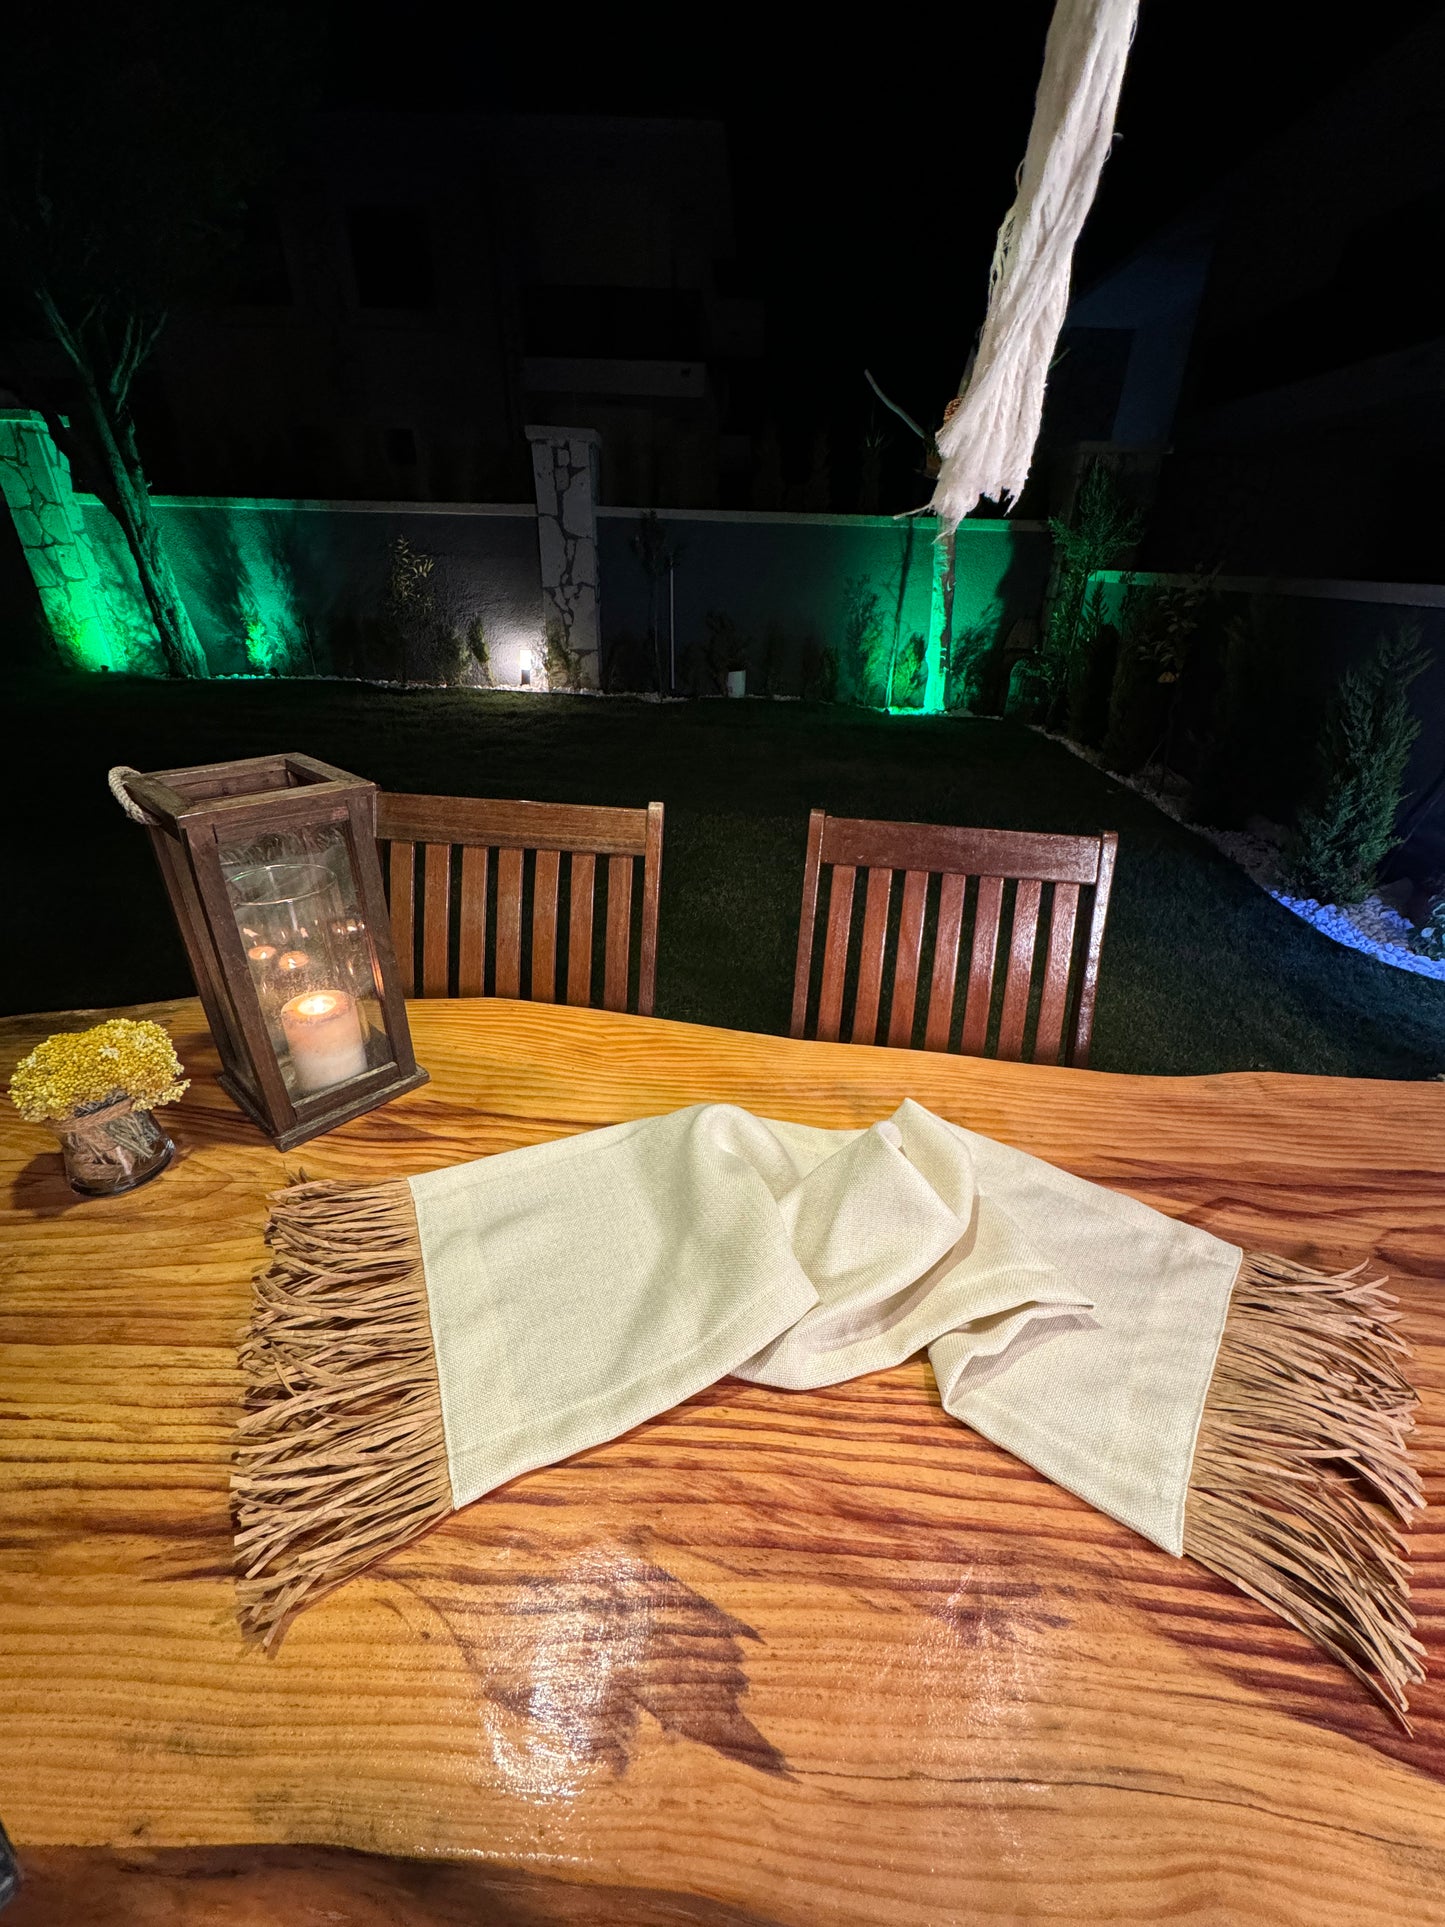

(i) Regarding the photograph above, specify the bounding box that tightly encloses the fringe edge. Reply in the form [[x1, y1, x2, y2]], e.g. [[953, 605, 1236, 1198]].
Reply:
[[230, 1177, 453, 1650], [1183, 1250, 1426, 1730]]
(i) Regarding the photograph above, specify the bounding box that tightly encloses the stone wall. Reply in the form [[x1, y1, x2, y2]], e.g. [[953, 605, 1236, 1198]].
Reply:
[[596, 507, 1051, 706]]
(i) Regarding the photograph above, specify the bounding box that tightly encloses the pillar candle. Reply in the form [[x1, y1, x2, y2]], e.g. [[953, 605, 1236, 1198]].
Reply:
[[279, 989, 369, 1094]]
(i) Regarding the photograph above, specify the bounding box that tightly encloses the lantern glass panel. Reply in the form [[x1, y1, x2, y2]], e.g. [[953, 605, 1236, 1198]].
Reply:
[[221, 822, 388, 1099]]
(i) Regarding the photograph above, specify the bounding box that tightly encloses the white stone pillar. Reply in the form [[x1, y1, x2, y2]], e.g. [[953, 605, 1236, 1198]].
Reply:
[[0, 409, 118, 670], [524, 425, 601, 689]]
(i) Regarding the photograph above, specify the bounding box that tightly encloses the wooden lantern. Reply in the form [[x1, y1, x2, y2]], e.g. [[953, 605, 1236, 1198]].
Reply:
[[118, 754, 427, 1148]]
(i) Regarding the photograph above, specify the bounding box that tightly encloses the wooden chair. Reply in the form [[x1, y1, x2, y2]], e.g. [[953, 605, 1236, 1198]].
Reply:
[[376, 794, 664, 1013], [790, 812, 1118, 1066]]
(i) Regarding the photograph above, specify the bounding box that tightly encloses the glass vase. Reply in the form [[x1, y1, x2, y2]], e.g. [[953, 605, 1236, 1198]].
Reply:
[[226, 840, 385, 1100], [54, 1097, 174, 1198]]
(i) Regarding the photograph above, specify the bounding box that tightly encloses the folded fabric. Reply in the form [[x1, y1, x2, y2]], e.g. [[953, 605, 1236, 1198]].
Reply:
[[233, 1101, 1424, 1723]]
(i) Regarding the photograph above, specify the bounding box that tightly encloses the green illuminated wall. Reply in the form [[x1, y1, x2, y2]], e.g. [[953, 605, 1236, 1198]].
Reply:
[[596, 509, 1050, 712], [0, 409, 1049, 703]]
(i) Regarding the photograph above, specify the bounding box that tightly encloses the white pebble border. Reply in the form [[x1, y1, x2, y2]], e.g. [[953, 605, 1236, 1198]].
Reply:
[[1270, 891, 1445, 981]]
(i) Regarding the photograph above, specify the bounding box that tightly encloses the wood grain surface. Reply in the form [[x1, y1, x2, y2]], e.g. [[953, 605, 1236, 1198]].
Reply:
[[2, 996, 1443, 1927]]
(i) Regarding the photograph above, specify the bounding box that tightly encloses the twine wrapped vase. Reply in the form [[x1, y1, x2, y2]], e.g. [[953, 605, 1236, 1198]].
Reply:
[[53, 1094, 174, 1198], [9, 1018, 188, 1202]]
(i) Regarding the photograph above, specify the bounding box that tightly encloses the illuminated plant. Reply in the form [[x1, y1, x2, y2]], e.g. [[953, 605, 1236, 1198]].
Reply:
[[384, 535, 439, 686], [466, 616, 491, 686], [543, 620, 587, 693], [840, 576, 888, 706], [244, 614, 286, 676]]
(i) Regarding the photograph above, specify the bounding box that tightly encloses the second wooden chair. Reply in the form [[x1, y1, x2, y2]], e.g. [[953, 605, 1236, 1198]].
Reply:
[[376, 794, 664, 1013], [790, 810, 1117, 1065]]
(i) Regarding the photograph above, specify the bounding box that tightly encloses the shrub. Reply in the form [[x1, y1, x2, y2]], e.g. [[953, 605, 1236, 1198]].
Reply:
[[890, 631, 928, 709], [1414, 888, 1445, 962], [1064, 579, 1115, 747], [759, 618, 787, 696], [630, 510, 683, 693], [436, 629, 470, 687], [1043, 461, 1141, 719], [1192, 597, 1315, 829], [945, 621, 997, 714], [799, 633, 838, 702], [700, 611, 748, 693], [602, 631, 656, 693], [1101, 574, 1212, 774], [839, 576, 888, 706], [384, 534, 440, 686], [243, 614, 285, 676], [543, 619, 588, 692], [466, 615, 491, 686], [435, 612, 490, 689], [1289, 626, 1428, 906]]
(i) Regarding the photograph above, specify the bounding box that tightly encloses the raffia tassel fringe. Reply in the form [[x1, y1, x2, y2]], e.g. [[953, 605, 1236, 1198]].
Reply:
[[232, 1178, 451, 1650], [1184, 1252, 1426, 1728]]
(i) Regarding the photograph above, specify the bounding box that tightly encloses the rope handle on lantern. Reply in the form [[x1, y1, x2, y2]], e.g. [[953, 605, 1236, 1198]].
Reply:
[[107, 766, 160, 826]]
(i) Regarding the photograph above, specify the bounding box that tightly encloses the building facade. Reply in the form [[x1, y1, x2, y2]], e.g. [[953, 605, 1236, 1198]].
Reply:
[[1046, 11, 1445, 581], [7, 113, 764, 514]]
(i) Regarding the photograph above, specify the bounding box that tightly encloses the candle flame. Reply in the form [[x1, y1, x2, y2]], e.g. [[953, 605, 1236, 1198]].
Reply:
[[294, 992, 343, 1019], [278, 950, 310, 973]]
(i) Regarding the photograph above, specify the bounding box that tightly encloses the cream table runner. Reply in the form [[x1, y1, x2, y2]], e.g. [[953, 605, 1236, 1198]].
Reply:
[[234, 1101, 1423, 1723]]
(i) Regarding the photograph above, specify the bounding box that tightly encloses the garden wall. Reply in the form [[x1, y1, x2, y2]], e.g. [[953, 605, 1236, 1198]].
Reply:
[[596, 508, 1051, 704], [1089, 570, 1445, 885], [20, 472, 1050, 702], [73, 496, 544, 684]]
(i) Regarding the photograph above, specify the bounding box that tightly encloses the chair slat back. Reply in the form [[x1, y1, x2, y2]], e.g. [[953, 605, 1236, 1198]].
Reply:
[[790, 812, 1117, 1066], [377, 794, 664, 1014]]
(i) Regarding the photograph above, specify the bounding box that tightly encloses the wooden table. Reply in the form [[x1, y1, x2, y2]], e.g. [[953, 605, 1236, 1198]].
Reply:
[[2, 998, 1444, 1927]]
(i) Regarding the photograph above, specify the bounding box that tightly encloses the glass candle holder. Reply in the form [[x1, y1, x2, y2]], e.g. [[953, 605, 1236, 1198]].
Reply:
[[228, 851, 383, 1099], [53, 1097, 174, 1198]]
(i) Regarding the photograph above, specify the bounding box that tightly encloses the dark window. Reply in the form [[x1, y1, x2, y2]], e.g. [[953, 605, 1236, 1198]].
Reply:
[[292, 424, 334, 493], [711, 257, 757, 297], [384, 427, 418, 467], [1195, 187, 1445, 407], [347, 207, 435, 310], [523, 286, 704, 359], [226, 204, 292, 306], [1042, 328, 1134, 443]]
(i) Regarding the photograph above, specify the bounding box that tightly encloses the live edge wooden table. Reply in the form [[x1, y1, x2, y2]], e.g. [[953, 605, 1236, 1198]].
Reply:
[[2, 999, 1444, 1927]]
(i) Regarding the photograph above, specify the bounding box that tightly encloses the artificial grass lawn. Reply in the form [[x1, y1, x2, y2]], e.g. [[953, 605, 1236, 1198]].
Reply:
[[8, 674, 1445, 1080]]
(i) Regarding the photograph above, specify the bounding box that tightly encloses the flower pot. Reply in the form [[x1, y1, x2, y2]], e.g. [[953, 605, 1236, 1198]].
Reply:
[[725, 669, 746, 699], [53, 1096, 174, 1198]]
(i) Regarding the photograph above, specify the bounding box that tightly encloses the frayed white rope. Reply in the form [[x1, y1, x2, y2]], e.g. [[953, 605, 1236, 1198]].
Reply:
[[107, 766, 158, 825], [929, 0, 1139, 531]]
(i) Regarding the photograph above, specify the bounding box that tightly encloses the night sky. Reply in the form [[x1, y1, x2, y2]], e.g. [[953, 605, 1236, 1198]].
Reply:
[[322, 1, 1441, 473]]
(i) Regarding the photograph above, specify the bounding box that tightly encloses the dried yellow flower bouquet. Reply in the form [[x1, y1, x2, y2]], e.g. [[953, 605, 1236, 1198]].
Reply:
[[10, 1019, 188, 1197]]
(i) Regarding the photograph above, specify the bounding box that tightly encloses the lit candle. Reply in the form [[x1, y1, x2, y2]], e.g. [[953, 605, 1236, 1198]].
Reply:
[[246, 944, 277, 968], [279, 990, 369, 1094], [277, 950, 310, 976]]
